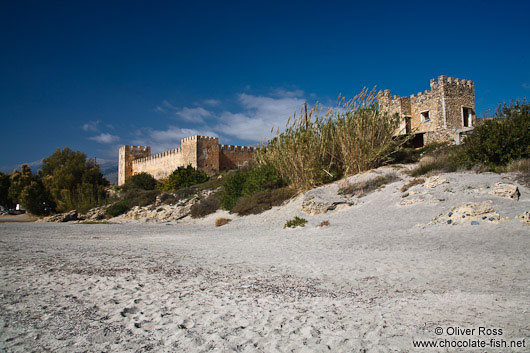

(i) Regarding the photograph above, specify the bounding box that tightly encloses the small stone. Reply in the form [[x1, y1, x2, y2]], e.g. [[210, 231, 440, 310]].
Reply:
[[447, 219, 452, 224], [448, 212, 453, 217], [471, 221, 479, 225]]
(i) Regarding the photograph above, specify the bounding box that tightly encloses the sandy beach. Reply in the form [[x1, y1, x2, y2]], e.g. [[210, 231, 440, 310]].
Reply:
[[1, 170, 529, 352]]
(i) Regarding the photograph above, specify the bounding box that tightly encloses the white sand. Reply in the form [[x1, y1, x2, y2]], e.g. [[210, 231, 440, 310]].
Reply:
[[1, 170, 529, 352]]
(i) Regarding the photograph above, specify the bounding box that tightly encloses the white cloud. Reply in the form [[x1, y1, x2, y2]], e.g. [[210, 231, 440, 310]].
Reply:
[[175, 107, 212, 123], [214, 91, 307, 142], [89, 133, 120, 144], [82, 120, 100, 132], [203, 99, 221, 106], [133, 126, 217, 153]]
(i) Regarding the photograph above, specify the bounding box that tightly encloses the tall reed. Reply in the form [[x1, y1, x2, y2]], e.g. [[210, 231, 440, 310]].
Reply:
[[256, 88, 402, 191]]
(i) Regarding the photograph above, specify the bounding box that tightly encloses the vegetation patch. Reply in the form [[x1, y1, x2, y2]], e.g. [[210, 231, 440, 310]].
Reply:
[[220, 164, 285, 211], [160, 165, 209, 191], [79, 220, 114, 224], [123, 172, 157, 191], [508, 158, 530, 187], [339, 173, 400, 197], [257, 89, 406, 191], [190, 194, 221, 218], [400, 178, 425, 192], [231, 187, 295, 216], [284, 216, 307, 229], [105, 201, 130, 218], [317, 220, 330, 227], [215, 217, 231, 227]]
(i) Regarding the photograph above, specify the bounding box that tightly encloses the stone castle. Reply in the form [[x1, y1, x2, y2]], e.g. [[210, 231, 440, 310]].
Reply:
[[377, 75, 475, 146], [118, 136, 255, 185], [119, 75, 476, 185]]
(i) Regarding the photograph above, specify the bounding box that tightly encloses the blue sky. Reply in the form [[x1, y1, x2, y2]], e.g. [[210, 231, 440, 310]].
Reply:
[[1, 0, 529, 169]]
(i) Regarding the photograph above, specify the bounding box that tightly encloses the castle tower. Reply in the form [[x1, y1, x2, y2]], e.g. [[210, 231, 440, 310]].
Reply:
[[118, 145, 151, 185], [377, 75, 475, 145]]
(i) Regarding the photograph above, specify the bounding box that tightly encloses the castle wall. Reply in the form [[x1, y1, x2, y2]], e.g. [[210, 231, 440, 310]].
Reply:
[[197, 136, 220, 174], [118, 145, 150, 185], [219, 145, 255, 171], [119, 136, 256, 184], [131, 148, 190, 180]]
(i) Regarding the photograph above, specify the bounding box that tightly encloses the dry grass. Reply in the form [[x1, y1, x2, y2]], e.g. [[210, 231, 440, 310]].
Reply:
[[257, 88, 403, 191], [317, 220, 330, 227], [400, 178, 425, 192], [339, 173, 400, 197], [215, 217, 231, 227], [508, 158, 530, 187]]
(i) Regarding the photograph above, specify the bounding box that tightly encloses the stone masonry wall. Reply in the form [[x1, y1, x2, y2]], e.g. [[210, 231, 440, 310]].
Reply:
[[219, 145, 255, 171], [119, 136, 255, 185], [377, 75, 475, 145], [118, 145, 150, 185]]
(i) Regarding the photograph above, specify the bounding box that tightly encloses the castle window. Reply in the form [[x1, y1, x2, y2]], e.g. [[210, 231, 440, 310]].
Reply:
[[421, 111, 430, 122], [462, 107, 473, 128]]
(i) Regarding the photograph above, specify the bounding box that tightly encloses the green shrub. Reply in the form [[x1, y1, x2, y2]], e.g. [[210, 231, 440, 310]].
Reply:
[[220, 169, 247, 210], [284, 216, 307, 228], [220, 164, 285, 211], [460, 100, 530, 167], [231, 187, 295, 215], [339, 173, 399, 197], [125, 172, 157, 190], [190, 194, 221, 218], [162, 165, 209, 190], [106, 201, 130, 217], [121, 189, 160, 208]]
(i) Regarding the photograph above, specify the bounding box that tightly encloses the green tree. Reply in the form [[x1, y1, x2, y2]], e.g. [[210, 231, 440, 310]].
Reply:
[[19, 180, 54, 215], [40, 148, 109, 212], [8, 164, 34, 205], [0, 172, 11, 208]]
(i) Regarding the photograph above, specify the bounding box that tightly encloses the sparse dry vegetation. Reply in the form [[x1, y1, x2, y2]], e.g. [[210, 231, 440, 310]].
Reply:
[[215, 217, 231, 227], [400, 178, 425, 192], [339, 173, 400, 197], [317, 220, 330, 227]]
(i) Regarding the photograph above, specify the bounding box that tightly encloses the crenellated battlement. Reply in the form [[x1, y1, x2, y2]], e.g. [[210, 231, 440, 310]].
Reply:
[[377, 75, 476, 146], [132, 148, 182, 165], [379, 75, 474, 103], [118, 136, 256, 184], [220, 144, 256, 152]]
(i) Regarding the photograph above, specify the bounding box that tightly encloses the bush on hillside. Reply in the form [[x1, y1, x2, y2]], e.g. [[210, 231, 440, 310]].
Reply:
[[231, 187, 295, 215], [460, 100, 530, 167], [161, 165, 209, 191], [190, 194, 221, 218], [106, 201, 130, 217], [124, 172, 157, 190], [220, 164, 286, 210]]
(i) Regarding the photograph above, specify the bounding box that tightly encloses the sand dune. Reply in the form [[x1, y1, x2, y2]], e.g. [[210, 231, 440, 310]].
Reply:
[[1, 169, 529, 352]]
